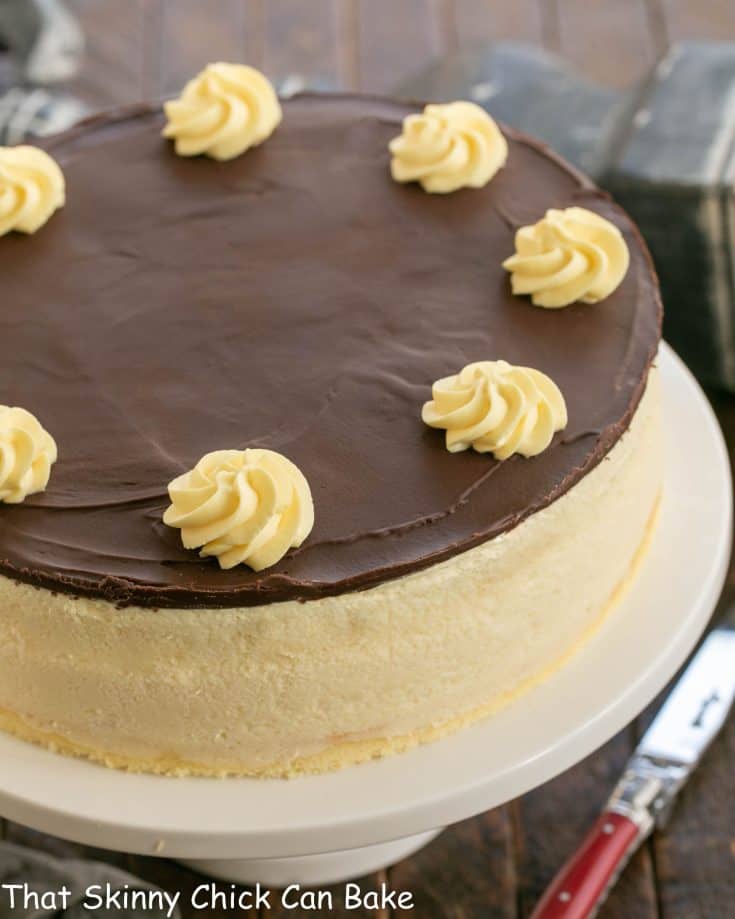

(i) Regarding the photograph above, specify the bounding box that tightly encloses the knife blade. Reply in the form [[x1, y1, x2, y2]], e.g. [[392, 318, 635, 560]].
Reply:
[[531, 621, 735, 919], [637, 626, 735, 767]]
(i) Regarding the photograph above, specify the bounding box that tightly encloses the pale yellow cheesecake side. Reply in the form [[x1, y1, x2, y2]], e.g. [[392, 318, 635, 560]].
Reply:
[[0, 369, 661, 778]]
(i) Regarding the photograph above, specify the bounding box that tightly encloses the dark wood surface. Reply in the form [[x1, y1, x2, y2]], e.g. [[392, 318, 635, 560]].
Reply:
[[3, 3, 735, 917]]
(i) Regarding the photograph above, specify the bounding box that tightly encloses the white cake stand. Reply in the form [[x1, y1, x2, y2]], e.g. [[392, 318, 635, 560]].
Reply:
[[0, 343, 730, 887]]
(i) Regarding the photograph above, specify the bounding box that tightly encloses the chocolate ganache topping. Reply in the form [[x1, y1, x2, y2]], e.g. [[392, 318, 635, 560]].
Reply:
[[0, 94, 661, 608]]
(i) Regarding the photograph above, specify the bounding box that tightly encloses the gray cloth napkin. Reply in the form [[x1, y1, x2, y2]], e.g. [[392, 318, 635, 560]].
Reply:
[[0, 841, 180, 918]]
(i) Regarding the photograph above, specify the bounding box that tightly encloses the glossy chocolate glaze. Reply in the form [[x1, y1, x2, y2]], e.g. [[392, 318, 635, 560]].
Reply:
[[0, 95, 661, 608]]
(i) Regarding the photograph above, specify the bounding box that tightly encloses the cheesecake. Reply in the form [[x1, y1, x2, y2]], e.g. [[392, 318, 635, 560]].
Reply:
[[0, 92, 662, 776]]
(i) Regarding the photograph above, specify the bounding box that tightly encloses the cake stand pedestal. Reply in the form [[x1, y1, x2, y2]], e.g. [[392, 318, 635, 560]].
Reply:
[[0, 344, 730, 888], [181, 830, 443, 886]]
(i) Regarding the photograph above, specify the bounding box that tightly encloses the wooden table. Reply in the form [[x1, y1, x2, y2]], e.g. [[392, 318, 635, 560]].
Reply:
[[3, 3, 735, 916]]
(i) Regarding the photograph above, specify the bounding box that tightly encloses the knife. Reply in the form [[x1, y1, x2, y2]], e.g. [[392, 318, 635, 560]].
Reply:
[[530, 619, 735, 919]]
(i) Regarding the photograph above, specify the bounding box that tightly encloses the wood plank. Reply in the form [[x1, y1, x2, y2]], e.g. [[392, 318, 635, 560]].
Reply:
[[659, 0, 735, 42], [455, 0, 544, 46], [389, 809, 516, 917], [335, 0, 360, 89], [262, 870, 389, 918], [356, 0, 442, 93], [141, 0, 164, 100], [67, 0, 146, 109], [158, 0, 247, 97], [513, 729, 659, 919], [128, 857, 258, 918], [634, 593, 735, 919], [262, 0, 340, 88], [433, 0, 459, 54], [643, 0, 670, 57], [650, 690, 735, 917], [539, 0, 561, 51], [556, 0, 657, 88]]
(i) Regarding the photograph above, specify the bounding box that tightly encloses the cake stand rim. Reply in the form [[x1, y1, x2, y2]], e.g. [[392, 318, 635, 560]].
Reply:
[[0, 341, 730, 860]]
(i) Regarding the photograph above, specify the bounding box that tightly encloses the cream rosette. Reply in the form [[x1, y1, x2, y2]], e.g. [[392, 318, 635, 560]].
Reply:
[[0, 146, 65, 237], [163, 62, 282, 161], [502, 206, 630, 308], [389, 101, 508, 194], [422, 360, 567, 460], [0, 406, 58, 504], [163, 449, 314, 571]]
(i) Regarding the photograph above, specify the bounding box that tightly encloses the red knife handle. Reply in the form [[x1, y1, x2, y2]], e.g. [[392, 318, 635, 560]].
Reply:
[[530, 811, 644, 919]]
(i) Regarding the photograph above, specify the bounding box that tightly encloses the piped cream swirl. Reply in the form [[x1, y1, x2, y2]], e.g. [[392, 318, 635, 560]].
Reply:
[[163, 449, 314, 571], [502, 207, 630, 308], [0, 146, 65, 237], [163, 62, 282, 161], [389, 101, 508, 194], [422, 360, 567, 460], [0, 406, 58, 503]]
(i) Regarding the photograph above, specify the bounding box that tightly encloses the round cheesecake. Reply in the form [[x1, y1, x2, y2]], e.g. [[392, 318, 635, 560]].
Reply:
[[0, 94, 662, 776]]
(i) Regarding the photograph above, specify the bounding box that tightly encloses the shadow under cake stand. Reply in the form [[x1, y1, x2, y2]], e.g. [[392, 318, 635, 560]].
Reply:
[[0, 343, 730, 887]]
